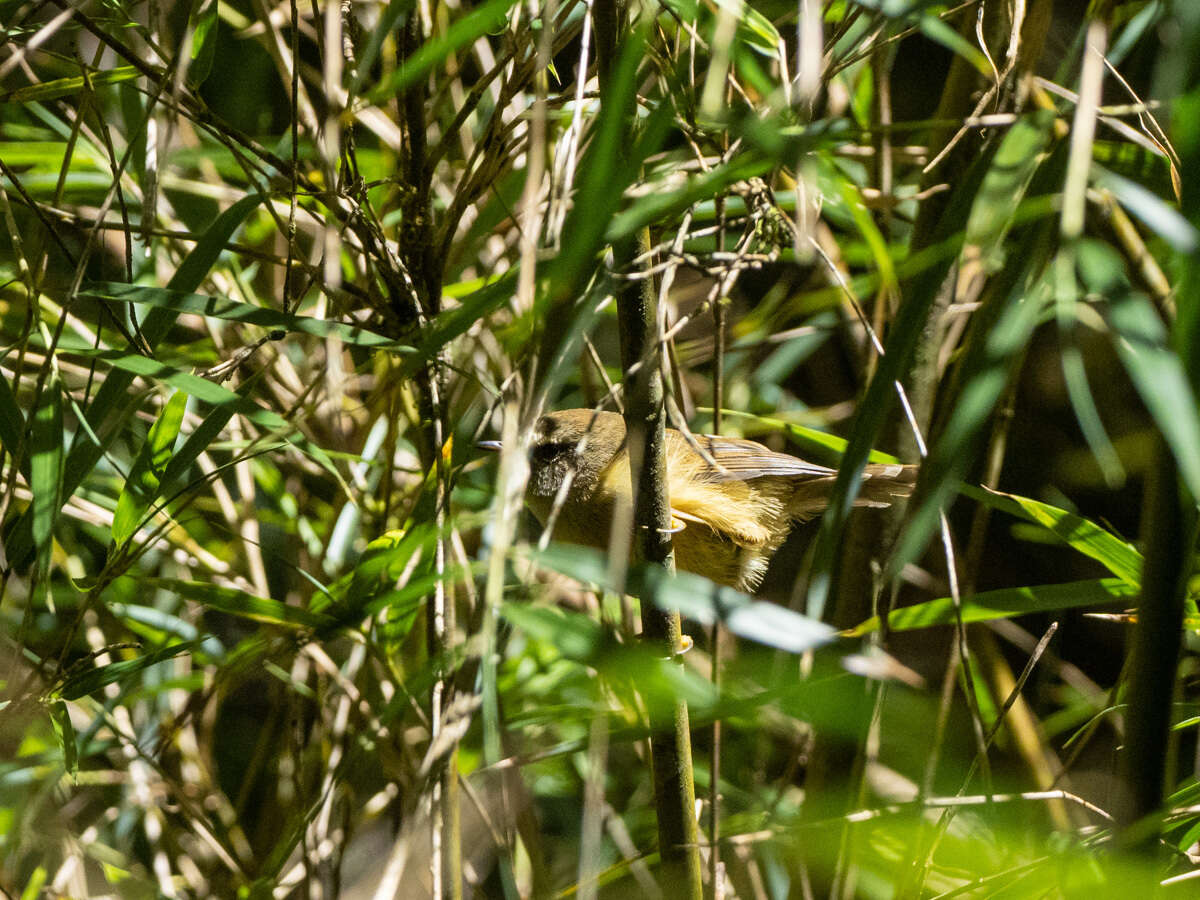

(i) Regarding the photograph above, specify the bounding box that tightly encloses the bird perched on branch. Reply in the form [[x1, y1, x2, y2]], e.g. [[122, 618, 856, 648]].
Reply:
[[484, 409, 916, 591]]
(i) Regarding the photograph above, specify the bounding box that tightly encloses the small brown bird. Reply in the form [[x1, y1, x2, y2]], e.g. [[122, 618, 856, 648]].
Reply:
[[488, 409, 916, 591]]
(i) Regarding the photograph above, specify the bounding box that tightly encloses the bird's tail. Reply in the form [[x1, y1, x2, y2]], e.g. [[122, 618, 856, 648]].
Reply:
[[855, 462, 918, 507], [786, 463, 918, 520]]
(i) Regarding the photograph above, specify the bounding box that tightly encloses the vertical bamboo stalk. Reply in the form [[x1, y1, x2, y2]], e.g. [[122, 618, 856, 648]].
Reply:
[[592, 3, 701, 893], [396, 9, 461, 893], [616, 226, 703, 899], [708, 192, 727, 900], [1119, 0, 1200, 865], [1118, 438, 1187, 851]]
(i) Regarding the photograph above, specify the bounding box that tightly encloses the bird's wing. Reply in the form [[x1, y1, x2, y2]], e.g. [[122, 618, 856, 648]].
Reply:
[[673, 432, 834, 482]]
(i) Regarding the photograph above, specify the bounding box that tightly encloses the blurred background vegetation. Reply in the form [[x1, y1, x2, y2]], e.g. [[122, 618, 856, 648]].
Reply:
[[3, 0, 1200, 897]]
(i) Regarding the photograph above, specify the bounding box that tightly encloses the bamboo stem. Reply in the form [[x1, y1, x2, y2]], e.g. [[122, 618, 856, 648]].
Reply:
[[1118, 437, 1189, 853], [616, 224, 703, 900], [594, 4, 701, 892]]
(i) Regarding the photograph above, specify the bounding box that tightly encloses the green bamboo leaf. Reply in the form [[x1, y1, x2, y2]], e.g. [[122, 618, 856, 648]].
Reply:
[[344, 529, 423, 598], [48, 700, 77, 778], [1083, 240, 1200, 499], [111, 391, 188, 546], [1095, 168, 1198, 254], [848, 1, 988, 74], [916, 15, 991, 77], [502, 602, 605, 661], [30, 379, 64, 555], [65, 348, 288, 432], [963, 110, 1057, 262], [366, 0, 517, 101], [717, 0, 782, 57], [0, 142, 103, 170], [0, 66, 141, 103], [1063, 333, 1122, 482], [808, 122, 998, 618], [848, 578, 1137, 637], [840, 180, 899, 294], [0, 373, 26, 475], [529, 544, 837, 654], [892, 275, 1047, 574], [1056, 245, 1123, 484], [399, 271, 518, 377], [5, 194, 266, 571], [607, 152, 771, 244], [848, 0, 945, 16], [890, 132, 1063, 579], [188, 0, 220, 86], [533, 28, 671, 400], [78, 283, 414, 351], [963, 485, 1142, 586], [551, 27, 661, 292], [168, 194, 266, 295], [658, 0, 781, 58], [58, 642, 196, 701], [18, 867, 46, 900], [360, 566, 476, 644], [109, 600, 225, 654], [156, 380, 258, 501], [149, 578, 335, 629], [351, 0, 417, 95], [320, 526, 436, 635]]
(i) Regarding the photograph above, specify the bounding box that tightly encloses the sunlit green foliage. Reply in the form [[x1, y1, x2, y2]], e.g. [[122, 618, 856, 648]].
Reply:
[[2, 0, 1200, 897]]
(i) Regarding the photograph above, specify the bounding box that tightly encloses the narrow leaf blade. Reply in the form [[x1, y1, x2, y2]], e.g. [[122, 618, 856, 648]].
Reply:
[[112, 390, 188, 545]]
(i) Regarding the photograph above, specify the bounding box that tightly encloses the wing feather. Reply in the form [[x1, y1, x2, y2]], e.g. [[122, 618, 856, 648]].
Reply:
[[669, 431, 834, 482]]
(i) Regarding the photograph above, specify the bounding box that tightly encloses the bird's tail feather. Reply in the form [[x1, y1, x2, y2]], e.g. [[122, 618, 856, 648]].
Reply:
[[855, 463, 917, 506], [787, 463, 917, 519]]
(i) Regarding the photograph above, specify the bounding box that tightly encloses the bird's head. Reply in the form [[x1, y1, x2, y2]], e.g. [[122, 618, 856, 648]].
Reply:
[[526, 409, 626, 499]]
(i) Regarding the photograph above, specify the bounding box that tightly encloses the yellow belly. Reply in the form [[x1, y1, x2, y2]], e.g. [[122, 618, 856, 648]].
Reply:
[[529, 491, 764, 590]]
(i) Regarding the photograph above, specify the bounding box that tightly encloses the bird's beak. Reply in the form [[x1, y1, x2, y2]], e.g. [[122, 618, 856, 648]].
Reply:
[[477, 440, 503, 453]]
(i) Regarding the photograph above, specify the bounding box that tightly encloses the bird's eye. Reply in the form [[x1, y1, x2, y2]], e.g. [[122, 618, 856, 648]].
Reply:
[[532, 441, 571, 463]]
